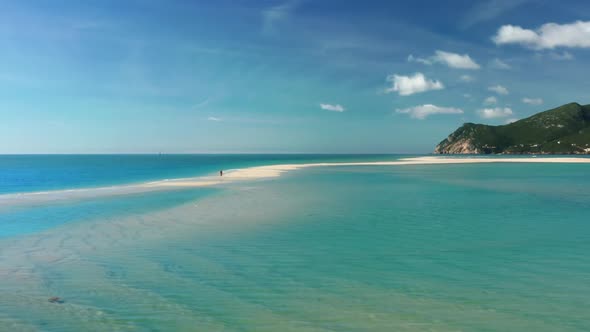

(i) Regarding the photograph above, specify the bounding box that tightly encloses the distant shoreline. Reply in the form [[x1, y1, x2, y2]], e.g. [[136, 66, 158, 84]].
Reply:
[[222, 156, 590, 179], [1, 156, 589, 208]]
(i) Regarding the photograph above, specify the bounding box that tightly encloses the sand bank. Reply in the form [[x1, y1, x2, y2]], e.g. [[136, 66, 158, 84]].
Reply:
[[222, 156, 590, 179], [1, 156, 589, 207]]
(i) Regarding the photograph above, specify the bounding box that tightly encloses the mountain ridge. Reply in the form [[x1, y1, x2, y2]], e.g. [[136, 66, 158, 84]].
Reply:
[[434, 102, 590, 154]]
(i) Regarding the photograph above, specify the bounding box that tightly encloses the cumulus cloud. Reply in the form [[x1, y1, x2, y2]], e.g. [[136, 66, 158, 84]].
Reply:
[[493, 25, 538, 46], [488, 85, 509, 95], [492, 21, 590, 49], [396, 104, 463, 119], [385, 73, 444, 96], [432, 50, 480, 69], [490, 58, 511, 69], [478, 107, 513, 119], [320, 103, 345, 112], [484, 96, 498, 105], [522, 97, 543, 105], [408, 50, 480, 69], [207, 116, 222, 121], [460, 74, 474, 82]]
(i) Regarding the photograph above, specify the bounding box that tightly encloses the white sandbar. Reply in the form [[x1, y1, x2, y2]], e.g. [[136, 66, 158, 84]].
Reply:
[[222, 156, 590, 179], [1, 156, 588, 207]]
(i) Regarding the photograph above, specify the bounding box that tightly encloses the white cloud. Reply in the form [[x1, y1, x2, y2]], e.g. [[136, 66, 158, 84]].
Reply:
[[396, 104, 463, 119], [490, 58, 511, 69], [407, 54, 432, 65], [460, 74, 474, 82], [478, 107, 513, 119], [207, 116, 222, 121], [493, 25, 538, 46], [505, 118, 519, 124], [320, 103, 345, 112], [409, 50, 480, 69], [522, 97, 543, 105], [484, 96, 498, 105], [493, 21, 590, 49], [488, 85, 509, 95], [385, 73, 444, 96], [432, 50, 480, 69]]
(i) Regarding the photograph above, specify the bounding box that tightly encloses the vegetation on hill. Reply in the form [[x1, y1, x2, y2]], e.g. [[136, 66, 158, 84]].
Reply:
[[435, 103, 590, 154]]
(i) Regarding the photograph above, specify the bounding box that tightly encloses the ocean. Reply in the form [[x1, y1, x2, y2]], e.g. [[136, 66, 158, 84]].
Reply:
[[1, 155, 589, 331]]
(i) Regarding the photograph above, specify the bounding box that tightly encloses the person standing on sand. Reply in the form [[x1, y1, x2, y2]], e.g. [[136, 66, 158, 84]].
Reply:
[[220, 170, 223, 176]]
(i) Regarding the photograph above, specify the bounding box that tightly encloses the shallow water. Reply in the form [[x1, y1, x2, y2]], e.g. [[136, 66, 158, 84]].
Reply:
[[0, 154, 404, 194], [1, 162, 590, 331]]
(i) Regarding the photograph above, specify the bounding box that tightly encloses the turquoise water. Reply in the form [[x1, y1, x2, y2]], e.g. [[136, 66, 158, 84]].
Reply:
[[0, 154, 403, 194], [1, 157, 590, 331], [0, 189, 218, 238]]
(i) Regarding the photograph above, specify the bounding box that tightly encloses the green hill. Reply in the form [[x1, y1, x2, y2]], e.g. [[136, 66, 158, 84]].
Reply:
[[434, 102, 590, 154]]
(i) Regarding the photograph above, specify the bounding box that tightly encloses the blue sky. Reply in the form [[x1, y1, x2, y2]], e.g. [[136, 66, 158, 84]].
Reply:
[[1, 0, 589, 153]]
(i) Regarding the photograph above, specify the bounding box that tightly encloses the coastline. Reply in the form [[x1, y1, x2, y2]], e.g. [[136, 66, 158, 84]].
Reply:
[[221, 156, 590, 179], [1, 156, 590, 208]]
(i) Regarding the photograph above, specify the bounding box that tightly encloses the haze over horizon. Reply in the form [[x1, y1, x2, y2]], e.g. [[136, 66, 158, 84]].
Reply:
[[1, 0, 589, 154]]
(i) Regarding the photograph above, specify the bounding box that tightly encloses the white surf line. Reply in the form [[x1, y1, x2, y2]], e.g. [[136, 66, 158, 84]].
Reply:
[[1, 156, 589, 207]]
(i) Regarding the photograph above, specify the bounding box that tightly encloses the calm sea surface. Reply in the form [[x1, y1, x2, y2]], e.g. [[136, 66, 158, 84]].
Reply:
[[0, 155, 589, 331]]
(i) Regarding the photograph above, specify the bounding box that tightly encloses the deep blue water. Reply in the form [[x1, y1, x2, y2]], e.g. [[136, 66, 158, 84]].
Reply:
[[0, 154, 403, 194]]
